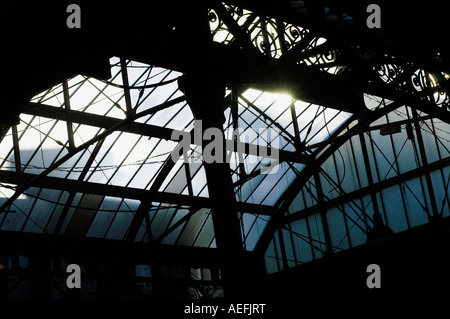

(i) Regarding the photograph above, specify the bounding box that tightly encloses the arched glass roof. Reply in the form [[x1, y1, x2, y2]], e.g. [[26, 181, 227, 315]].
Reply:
[[0, 54, 354, 250]]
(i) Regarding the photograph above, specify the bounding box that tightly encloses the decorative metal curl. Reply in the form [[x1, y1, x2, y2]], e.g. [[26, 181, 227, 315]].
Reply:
[[258, 20, 309, 58], [374, 64, 402, 84], [302, 37, 338, 73], [411, 69, 450, 107], [188, 287, 201, 299], [249, 18, 284, 58], [208, 10, 218, 23], [284, 24, 309, 50], [411, 69, 430, 91]]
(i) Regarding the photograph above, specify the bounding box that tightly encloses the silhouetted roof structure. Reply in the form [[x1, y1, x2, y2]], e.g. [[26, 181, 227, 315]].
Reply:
[[0, 0, 449, 301]]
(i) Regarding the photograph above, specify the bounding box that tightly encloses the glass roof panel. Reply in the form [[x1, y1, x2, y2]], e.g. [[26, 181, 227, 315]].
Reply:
[[0, 38, 359, 255]]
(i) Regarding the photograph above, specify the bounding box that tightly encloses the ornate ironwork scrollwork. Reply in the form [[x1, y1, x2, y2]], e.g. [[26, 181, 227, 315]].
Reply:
[[208, 8, 235, 45], [251, 18, 282, 58], [366, 63, 450, 110], [208, 5, 310, 59], [374, 63, 402, 84], [303, 37, 338, 74], [411, 69, 449, 107], [284, 24, 309, 51]]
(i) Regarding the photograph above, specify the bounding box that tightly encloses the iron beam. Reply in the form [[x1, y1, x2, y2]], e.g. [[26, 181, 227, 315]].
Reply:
[[0, 169, 276, 216], [24, 102, 312, 164]]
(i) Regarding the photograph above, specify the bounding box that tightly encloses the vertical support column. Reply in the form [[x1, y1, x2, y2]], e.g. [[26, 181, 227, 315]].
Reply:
[[175, 2, 264, 296], [277, 228, 289, 270], [11, 125, 22, 174], [230, 86, 247, 179], [313, 172, 333, 254], [179, 74, 246, 298], [359, 132, 394, 242], [62, 80, 75, 151], [290, 101, 303, 151], [411, 110, 440, 219], [120, 57, 134, 117], [184, 162, 194, 197]]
